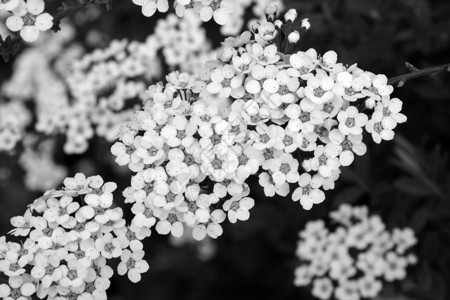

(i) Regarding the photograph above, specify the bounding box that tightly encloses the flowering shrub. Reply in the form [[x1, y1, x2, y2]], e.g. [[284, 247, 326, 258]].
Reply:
[[110, 6, 406, 243], [1, 1, 450, 299], [294, 204, 417, 300]]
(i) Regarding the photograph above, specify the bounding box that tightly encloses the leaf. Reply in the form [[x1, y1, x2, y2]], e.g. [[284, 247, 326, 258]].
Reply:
[[0, 34, 23, 62], [394, 178, 433, 197], [408, 206, 431, 233], [405, 62, 420, 72], [331, 186, 366, 208]]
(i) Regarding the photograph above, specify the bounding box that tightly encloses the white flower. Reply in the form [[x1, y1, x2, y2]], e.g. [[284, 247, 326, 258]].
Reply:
[[155, 211, 184, 237], [59, 261, 89, 288], [6, 0, 53, 42], [222, 197, 255, 223], [0, 276, 36, 300], [199, 0, 236, 25], [312, 277, 334, 300], [269, 153, 300, 185], [292, 173, 325, 210], [247, 43, 280, 65], [206, 65, 244, 99], [357, 276, 382, 298], [334, 280, 360, 300], [365, 112, 396, 144], [308, 145, 340, 178], [328, 129, 367, 166], [117, 249, 149, 283], [304, 73, 335, 104], [95, 233, 122, 259], [133, 0, 169, 17], [337, 106, 368, 135]]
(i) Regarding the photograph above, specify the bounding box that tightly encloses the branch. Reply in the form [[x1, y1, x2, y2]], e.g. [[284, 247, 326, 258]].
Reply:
[[388, 62, 450, 87], [51, 0, 96, 32]]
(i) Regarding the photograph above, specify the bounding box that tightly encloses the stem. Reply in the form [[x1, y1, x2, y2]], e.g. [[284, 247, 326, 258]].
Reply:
[[388, 63, 450, 87], [52, 0, 96, 30]]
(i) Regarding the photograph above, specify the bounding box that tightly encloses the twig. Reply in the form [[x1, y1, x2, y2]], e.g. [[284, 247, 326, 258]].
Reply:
[[388, 62, 450, 87], [51, 0, 96, 32]]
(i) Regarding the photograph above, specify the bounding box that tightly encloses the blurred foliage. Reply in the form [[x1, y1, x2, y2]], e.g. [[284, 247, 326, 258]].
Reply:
[[1, 0, 450, 299]]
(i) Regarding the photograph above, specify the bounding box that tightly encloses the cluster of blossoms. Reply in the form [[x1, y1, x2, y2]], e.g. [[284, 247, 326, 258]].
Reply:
[[153, 13, 214, 72], [1, 23, 82, 153], [132, 0, 236, 25], [111, 5, 407, 241], [0, 173, 150, 299], [294, 205, 417, 300], [0, 12, 219, 155], [0, 100, 31, 151], [1, 0, 53, 42], [19, 139, 67, 191]]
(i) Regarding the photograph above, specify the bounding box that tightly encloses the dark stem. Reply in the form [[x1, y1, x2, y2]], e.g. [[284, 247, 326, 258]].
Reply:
[[388, 63, 450, 87], [52, 0, 96, 31]]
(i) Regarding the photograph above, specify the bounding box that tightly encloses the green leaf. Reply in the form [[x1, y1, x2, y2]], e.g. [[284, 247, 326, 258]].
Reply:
[[332, 186, 366, 208], [394, 178, 433, 197]]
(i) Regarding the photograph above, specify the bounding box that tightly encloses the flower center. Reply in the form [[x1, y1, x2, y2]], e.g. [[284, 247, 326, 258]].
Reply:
[[183, 154, 195, 165], [345, 117, 355, 128], [211, 158, 223, 170], [23, 13, 36, 26], [300, 112, 310, 122], [345, 87, 356, 96], [85, 282, 96, 293], [10, 262, 21, 272], [374, 122, 384, 134], [260, 134, 270, 143], [105, 243, 114, 253], [318, 154, 328, 166], [68, 269, 78, 280], [167, 213, 177, 224], [211, 134, 222, 145], [238, 154, 249, 165], [230, 201, 240, 210], [278, 86, 289, 95], [280, 163, 291, 174], [176, 130, 187, 139], [149, 146, 158, 156], [144, 208, 153, 218], [341, 139, 353, 151], [323, 103, 334, 114], [314, 88, 325, 97], [263, 148, 274, 160], [126, 258, 136, 269], [222, 79, 231, 87], [283, 135, 293, 146]]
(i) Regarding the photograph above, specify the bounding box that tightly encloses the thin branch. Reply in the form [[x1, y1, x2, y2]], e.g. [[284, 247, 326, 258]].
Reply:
[[388, 62, 450, 87], [51, 0, 96, 32]]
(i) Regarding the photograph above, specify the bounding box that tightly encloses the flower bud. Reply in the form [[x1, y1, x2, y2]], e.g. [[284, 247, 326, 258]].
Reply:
[[301, 18, 311, 30], [285, 9, 298, 22], [288, 31, 300, 43], [274, 20, 283, 28], [265, 4, 278, 19]]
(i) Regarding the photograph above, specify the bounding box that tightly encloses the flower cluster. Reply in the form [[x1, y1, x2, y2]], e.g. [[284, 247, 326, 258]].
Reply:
[[2, 0, 53, 42], [132, 0, 236, 25], [0, 12, 217, 155], [0, 100, 31, 151], [294, 205, 417, 300], [1, 24, 81, 153], [0, 174, 150, 299], [153, 13, 214, 72], [111, 6, 407, 241]]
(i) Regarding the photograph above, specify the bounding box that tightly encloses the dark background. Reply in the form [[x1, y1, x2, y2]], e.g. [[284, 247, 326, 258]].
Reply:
[[1, 0, 450, 299]]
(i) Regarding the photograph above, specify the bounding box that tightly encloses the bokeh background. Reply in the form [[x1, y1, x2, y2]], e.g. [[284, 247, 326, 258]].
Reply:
[[1, 0, 450, 299]]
